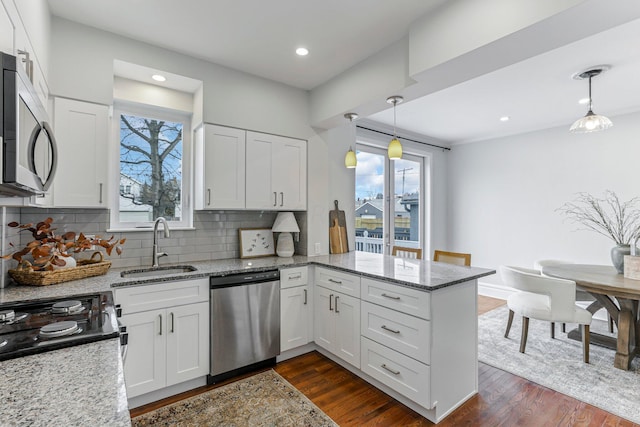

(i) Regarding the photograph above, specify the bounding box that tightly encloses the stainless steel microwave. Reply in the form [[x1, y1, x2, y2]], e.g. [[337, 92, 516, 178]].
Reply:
[[0, 52, 57, 196]]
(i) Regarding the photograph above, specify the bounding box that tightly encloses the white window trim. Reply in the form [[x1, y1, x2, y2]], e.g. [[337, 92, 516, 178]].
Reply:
[[109, 101, 193, 231]]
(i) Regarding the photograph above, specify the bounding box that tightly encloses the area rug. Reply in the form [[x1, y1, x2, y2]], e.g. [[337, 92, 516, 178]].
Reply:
[[131, 370, 338, 426], [479, 305, 640, 424]]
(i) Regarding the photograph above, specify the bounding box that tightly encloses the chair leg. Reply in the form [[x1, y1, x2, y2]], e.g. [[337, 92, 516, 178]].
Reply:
[[505, 309, 514, 338], [550, 322, 555, 339], [520, 317, 529, 353], [582, 324, 590, 364], [609, 316, 614, 333]]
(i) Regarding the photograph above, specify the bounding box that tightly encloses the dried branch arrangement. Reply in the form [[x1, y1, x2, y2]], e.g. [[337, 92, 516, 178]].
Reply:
[[557, 191, 640, 245], [2, 217, 126, 271]]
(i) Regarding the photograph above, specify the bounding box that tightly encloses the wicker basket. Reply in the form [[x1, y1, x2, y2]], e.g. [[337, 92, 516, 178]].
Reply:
[[8, 252, 111, 286]]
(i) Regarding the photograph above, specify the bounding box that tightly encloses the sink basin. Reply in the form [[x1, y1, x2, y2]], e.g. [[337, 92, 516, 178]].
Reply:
[[120, 265, 197, 278]]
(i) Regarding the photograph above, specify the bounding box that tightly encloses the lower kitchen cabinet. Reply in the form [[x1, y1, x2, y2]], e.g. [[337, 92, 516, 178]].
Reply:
[[314, 285, 360, 368], [115, 279, 209, 398], [280, 285, 311, 352]]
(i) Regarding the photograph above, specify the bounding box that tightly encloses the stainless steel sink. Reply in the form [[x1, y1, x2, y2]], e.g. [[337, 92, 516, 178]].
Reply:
[[120, 265, 197, 278]]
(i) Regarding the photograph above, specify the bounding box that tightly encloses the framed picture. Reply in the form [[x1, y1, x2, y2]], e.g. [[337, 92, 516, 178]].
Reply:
[[239, 228, 275, 258]]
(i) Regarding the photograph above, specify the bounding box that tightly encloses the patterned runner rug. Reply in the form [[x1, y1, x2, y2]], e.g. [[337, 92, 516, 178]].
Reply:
[[479, 305, 640, 424], [131, 370, 337, 426]]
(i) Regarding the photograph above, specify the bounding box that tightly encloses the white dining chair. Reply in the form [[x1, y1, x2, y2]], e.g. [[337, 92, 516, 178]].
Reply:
[[500, 265, 593, 363]]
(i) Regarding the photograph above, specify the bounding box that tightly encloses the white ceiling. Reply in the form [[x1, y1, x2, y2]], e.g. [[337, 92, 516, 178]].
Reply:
[[47, 0, 640, 144]]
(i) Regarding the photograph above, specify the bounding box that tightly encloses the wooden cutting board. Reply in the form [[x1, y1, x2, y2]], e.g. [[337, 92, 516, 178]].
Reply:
[[329, 200, 349, 254]]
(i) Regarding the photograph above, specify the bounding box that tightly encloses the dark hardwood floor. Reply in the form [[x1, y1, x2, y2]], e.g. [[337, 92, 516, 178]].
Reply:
[[131, 296, 637, 426]]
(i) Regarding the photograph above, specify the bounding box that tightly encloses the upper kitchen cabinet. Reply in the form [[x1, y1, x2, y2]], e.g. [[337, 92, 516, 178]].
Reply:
[[194, 124, 246, 210], [0, 3, 12, 54], [245, 132, 307, 210], [52, 97, 109, 208]]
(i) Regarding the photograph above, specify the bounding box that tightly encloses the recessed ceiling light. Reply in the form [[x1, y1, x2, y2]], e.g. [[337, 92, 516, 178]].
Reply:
[[295, 47, 309, 56], [152, 74, 166, 82], [578, 97, 590, 105], [499, 116, 510, 122]]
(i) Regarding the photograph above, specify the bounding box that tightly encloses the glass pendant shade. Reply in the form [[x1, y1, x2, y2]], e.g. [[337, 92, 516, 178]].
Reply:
[[388, 138, 402, 159], [345, 148, 357, 168], [570, 109, 613, 133]]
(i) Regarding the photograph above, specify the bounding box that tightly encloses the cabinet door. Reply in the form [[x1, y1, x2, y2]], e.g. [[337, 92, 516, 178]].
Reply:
[[0, 2, 14, 57], [273, 138, 306, 210], [52, 98, 108, 207], [121, 309, 166, 398], [245, 132, 275, 209], [280, 285, 310, 352], [201, 124, 245, 209], [334, 292, 361, 368], [314, 286, 335, 352], [166, 301, 209, 386]]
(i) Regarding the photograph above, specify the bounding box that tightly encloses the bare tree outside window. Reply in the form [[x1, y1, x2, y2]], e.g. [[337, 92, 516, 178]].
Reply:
[[119, 114, 183, 221]]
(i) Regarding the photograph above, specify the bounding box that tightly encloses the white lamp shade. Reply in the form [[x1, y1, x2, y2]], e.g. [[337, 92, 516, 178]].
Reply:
[[272, 212, 299, 233], [569, 110, 613, 133], [345, 148, 357, 168], [388, 138, 402, 160]]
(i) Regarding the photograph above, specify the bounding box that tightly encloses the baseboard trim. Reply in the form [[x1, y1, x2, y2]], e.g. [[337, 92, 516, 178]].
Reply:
[[478, 281, 511, 300]]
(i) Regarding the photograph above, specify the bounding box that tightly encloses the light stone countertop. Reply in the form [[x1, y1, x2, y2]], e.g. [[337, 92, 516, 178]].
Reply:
[[0, 339, 130, 427], [0, 251, 495, 426]]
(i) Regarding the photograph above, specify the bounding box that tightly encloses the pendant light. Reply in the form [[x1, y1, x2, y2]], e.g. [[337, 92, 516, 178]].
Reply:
[[386, 95, 403, 159], [344, 113, 358, 168], [570, 66, 612, 133]]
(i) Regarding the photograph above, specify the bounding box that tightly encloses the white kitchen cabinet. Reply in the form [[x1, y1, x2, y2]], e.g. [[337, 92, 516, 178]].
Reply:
[[0, 2, 13, 55], [194, 124, 246, 209], [52, 97, 108, 207], [314, 284, 360, 368], [245, 131, 306, 210], [280, 267, 311, 352], [115, 278, 209, 398]]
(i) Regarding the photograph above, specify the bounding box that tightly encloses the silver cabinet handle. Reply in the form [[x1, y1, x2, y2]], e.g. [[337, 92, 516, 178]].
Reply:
[[381, 325, 400, 334], [158, 314, 162, 335], [273, 192, 277, 206], [381, 293, 400, 300], [289, 273, 302, 279], [329, 294, 334, 311], [207, 189, 211, 206], [99, 183, 103, 204], [303, 289, 307, 305], [335, 296, 340, 313], [280, 192, 284, 206], [329, 278, 343, 284], [381, 364, 401, 375], [170, 312, 174, 333]]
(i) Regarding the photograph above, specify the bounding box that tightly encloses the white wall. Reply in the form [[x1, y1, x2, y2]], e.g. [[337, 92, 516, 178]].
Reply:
[[448, 110, 640, 289]]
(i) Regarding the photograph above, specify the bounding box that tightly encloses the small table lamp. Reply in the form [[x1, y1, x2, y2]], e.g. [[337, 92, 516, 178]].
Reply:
[[272, 212, 299, 257]]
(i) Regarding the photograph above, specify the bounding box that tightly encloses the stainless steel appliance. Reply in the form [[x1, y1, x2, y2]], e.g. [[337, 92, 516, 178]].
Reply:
[[0, 52, 57, 196], [0, 291, 120, 361], [208, 270, 280, 383]]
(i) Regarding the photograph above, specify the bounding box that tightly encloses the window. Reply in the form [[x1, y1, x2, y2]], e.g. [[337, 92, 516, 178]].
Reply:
[[111, 103, 192, 229], [355, 144, 424, 255]]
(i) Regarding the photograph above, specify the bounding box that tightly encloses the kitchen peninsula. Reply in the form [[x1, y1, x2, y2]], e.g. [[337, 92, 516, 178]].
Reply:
[[0, 252, 494, 426]]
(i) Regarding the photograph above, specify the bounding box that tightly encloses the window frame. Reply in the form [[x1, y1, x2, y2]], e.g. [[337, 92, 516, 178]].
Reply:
[[109, 101, 193, 231]]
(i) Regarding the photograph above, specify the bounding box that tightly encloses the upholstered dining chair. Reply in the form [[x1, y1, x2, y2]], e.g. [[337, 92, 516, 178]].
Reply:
[[391, 246, 422, 259], [500, 265, 592, 363], [535, 259, 614, 333], [433, 250, 471, 266]]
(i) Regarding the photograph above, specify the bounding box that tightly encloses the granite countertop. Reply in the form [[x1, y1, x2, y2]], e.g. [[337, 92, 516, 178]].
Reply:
[[0, 339, 130, 427], [0, 251, 495, 304]]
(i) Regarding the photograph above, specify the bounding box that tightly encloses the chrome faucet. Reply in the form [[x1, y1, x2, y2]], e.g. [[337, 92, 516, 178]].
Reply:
[[152, 217, 170, 267]]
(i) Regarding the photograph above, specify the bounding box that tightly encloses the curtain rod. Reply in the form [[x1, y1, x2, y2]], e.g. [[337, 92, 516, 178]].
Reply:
[[357, 125, 451, 151]]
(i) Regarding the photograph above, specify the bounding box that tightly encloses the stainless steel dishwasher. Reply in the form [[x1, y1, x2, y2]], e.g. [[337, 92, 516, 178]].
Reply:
[[208, 269, 280, 384]]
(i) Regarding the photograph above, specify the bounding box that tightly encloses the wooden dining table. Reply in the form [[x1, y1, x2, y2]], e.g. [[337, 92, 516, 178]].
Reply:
[[542, 264, 640, 370]]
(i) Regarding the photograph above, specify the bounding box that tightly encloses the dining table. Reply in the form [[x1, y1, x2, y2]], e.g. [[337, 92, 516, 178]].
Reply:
[[542, 264, 640, 370]]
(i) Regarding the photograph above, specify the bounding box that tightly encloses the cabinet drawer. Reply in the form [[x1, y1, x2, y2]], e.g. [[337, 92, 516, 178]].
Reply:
[[114, 278, 209, 314], [315, 267, 360, 298], [361, 337, 432, 409], [361, 278, 430, 320], [280, 267, 308, 289], [361, 301, 430, 364]]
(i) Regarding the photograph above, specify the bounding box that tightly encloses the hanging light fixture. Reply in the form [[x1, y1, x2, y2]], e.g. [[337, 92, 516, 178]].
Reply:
[[344, 113, 358, 168], [386, 95, 403, 159], [570, 66, 613, 133]]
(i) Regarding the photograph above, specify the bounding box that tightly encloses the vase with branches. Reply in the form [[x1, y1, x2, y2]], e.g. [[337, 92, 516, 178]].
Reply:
[[557, 190, 640, 273]]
